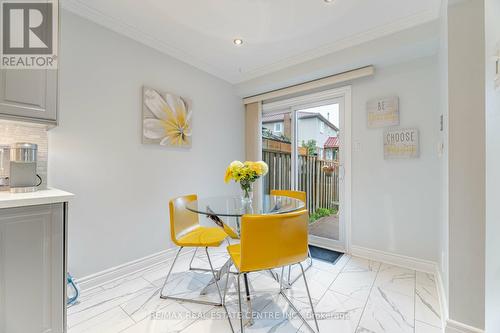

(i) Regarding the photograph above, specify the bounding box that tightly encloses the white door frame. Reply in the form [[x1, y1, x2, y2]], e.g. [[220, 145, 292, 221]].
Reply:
[[262, 86, 352, 253]]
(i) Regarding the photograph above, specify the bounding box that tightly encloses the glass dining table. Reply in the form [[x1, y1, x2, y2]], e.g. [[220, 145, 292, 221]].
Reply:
[[184, 194, 305, 325], [185, 194, 305, 236]]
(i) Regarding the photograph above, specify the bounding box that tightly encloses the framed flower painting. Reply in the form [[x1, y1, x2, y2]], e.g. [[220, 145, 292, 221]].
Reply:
[[142, 86, 192, 147]]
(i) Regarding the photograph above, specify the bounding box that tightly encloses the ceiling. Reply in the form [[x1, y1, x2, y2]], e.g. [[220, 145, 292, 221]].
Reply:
[[62, 0, 441, 83]]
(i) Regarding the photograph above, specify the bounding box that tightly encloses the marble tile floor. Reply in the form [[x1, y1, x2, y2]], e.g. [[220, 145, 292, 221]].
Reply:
[[68, 245, 444, 333]]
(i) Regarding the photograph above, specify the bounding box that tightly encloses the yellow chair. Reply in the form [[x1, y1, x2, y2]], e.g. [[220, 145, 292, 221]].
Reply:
[[271, 189, 312, 286], [270, 189, 306, 204], [160, 194, 231, 311], [224, 210, 320, 333]]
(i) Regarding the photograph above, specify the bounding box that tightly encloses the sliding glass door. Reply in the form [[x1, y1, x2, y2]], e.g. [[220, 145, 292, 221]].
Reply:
[[261, 89, 347, 252]]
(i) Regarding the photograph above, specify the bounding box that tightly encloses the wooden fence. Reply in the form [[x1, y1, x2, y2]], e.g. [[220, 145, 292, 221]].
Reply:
[[262, 149, 339, 213]]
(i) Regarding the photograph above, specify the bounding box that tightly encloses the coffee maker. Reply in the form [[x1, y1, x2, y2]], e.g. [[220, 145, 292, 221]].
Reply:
[[0, 143, 42, 193]]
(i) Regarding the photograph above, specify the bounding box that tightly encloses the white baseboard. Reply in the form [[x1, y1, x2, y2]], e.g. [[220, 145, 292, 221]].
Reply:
[[350, 245, 437, 273], [435, 268, 485, 333], [435, 268, 449, 329], [75, 247, 192, 291], [434, 264, 448, 327], [445, 319, 485, 333]]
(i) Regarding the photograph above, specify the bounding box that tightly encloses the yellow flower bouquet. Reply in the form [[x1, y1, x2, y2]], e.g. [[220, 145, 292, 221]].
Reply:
[[225, 160, 269, 202]]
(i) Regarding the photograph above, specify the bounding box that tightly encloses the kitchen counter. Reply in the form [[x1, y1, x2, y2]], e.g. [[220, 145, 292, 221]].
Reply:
[[0, 187, 74, 209], [0, 188, 71, 332]]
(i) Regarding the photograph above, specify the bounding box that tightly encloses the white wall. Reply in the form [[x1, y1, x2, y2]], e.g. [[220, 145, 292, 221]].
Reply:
[[238, 27, 443, 263], [48, 11, 244, 277], [485, 0, 500, 331], [350, 56, 441, 262], [438, 0, 450, 307], [236, 21, 439, 97], [447, 0, 486, 329]]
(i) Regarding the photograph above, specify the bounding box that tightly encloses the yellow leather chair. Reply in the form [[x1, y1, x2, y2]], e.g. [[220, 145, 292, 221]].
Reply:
[[160, 194, 231, 311], [225, 210, 320, 333], [270, 189, 306, 204], [271, 189, 312, 286]]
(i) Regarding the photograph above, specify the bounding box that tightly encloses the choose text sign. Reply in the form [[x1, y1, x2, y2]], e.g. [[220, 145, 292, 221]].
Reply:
[[384, 127, 419, 159], [1, 0, 58, 69]]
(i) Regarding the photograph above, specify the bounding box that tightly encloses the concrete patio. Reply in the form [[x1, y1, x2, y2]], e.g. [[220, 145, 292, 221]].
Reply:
[[309, 214, 339, 240]]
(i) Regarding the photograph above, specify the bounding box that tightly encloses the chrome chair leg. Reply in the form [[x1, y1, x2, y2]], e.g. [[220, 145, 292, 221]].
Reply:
[[300, 262, 320, 332], [205, 247, 234, 333], [160, 246, 223, 306], [279, 266, 285, 290], [188, 247, 198, 270], [227, 264, 317, 332], [243, 273, 254, 325], [236, 273, 244, 333], [288, 248, 313, 286], [277, 262, 319, 333], [205, 247, 224, 303], [268, 269, 280, 283], [223, 262, 232, 304], [279, 289, 316, 333], [188, 247, 221, 276], [160, 247, 183, 299]]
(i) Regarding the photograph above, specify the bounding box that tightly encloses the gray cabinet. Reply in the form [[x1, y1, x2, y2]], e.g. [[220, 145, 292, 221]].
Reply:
[[0, 203, 67, 333], [0, 69, 58, 124]]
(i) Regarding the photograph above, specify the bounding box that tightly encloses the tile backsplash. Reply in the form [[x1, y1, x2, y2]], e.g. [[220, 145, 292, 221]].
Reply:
[[0, 121, 48, 188]]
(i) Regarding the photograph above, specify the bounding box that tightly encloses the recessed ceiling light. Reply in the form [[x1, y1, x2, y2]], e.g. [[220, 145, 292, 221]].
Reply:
[[324, 0, 335, 3], [233, 38, 243, 46]]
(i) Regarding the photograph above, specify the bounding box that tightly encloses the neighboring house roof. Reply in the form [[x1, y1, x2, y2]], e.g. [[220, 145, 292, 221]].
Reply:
[[262, 128, 291, 143], [324, 136, 339, 148], [262, 112, 287, 123], [262, 111, 339, 132]]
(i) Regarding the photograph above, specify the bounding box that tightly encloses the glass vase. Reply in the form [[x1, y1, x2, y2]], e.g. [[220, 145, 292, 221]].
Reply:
[[240, 182, 253, 205]]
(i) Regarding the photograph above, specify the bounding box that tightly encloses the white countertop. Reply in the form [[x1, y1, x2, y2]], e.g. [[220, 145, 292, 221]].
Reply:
[[0, 188, 74, 209]]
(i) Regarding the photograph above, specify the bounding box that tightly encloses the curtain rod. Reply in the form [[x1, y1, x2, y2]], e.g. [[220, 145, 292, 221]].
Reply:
[[243, 65, 374, 105]]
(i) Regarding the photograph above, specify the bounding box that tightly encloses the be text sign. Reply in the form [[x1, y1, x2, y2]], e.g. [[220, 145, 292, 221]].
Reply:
[[384, 128, 419, 159], [367, 96, 399, 128]]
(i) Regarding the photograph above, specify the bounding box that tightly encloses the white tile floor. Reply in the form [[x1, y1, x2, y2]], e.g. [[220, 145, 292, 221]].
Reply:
[[68, 245, 443, 333]]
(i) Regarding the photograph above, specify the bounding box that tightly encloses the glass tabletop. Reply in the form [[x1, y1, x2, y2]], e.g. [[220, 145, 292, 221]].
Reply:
[[185, 195, 305, 217]]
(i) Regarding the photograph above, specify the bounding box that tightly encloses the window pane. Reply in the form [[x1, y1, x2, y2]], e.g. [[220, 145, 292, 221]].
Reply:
[[296, 104, 340, 241], [262, 111, 292, 195]]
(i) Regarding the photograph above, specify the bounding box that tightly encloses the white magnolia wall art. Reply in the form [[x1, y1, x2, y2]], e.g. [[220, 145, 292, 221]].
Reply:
[[142, 86, 192, 147]]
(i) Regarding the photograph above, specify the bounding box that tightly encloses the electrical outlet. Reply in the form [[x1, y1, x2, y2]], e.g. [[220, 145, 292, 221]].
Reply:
[[437, 142, 444, 157], [353, 140, 362, 152]]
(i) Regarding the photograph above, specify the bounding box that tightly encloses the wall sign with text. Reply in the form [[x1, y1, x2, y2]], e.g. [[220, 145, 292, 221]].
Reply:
[[367, 96, 399, 128], [383, 127, 419, 159]]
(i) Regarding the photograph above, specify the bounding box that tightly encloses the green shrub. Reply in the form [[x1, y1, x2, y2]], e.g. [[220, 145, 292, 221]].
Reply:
[[315, 208, 330, 217], [309, 207, 333, 222]]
